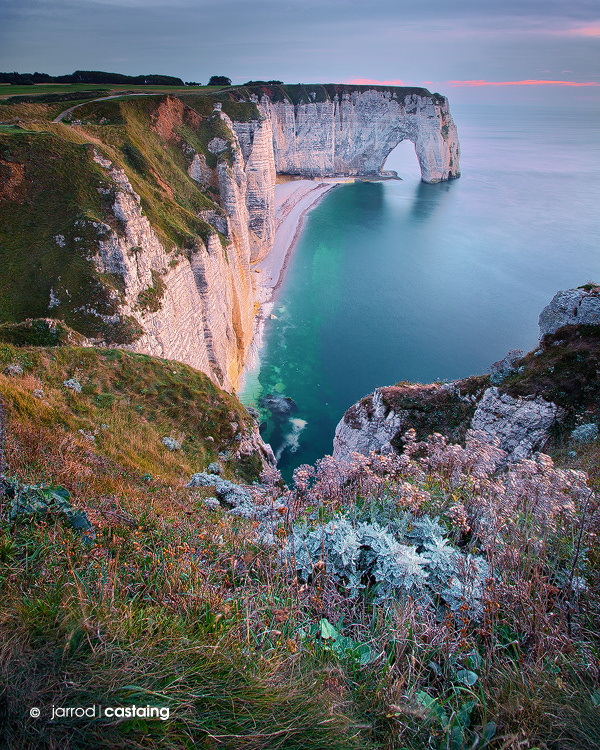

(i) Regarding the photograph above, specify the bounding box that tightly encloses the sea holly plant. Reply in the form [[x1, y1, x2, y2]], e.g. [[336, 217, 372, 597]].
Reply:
[[283, 512, 490, 615]]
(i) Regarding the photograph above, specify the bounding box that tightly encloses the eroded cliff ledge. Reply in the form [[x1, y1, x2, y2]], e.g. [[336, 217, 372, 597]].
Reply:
[[333, 286, 600, 465]]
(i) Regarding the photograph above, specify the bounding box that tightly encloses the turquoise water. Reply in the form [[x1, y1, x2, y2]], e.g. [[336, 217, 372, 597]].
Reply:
[[241, 99, 600, 480]]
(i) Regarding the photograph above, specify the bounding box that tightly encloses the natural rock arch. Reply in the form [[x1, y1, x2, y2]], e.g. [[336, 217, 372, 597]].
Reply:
[[258, 87, 460, 184]]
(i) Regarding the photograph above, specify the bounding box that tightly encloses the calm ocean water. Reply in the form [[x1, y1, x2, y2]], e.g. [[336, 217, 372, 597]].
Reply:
[[241, 98, 600, 480]]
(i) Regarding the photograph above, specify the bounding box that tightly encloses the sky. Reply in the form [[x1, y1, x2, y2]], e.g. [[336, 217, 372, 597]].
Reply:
[[1, 0, 599, 103]]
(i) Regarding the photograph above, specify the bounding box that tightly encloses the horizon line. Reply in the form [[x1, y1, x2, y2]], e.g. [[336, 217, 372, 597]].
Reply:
[[347, 77, 600, 89]]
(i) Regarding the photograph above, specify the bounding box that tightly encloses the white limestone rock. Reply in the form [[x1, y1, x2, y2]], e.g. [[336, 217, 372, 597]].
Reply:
[[208, 137, 228, 154], [470, 387, 563, 460], [91, 148, 255, 392], [260, 89, 460, 183], [489, 350, 524, 385], [333, 389, 408, 462], [187, 153, 213, 189], [539, 286, 600, 337], [231, 116, 277, 263]]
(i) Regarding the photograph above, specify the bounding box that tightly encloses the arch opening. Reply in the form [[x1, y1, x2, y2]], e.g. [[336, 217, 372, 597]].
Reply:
[[383, 139, 421, 180]]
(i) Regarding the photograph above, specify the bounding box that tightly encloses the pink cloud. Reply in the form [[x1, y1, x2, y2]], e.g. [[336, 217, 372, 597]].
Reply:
[[347, 78, 406, 86], [447, 79, 600, 88], [565, 25, 600, 37]]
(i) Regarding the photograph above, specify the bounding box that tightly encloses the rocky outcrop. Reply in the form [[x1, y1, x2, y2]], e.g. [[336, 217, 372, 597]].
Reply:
[[470, 387, 563, 460], [334, 286, 600, 465], [258, 88, 460, 184], [539, 285, 600, 337], [334, 388, 424, 462], [489, 350, 524, 385], [231, 117, 277, 263], [333, 380, 483, 462], [334, 379, 564, 465]]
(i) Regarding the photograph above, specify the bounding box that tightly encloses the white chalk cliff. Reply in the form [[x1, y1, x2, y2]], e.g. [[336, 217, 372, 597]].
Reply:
[[260, 88, 460, 183]]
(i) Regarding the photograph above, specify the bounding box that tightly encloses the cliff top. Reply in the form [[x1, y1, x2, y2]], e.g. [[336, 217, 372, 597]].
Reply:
[[232, 82, 445, 106]]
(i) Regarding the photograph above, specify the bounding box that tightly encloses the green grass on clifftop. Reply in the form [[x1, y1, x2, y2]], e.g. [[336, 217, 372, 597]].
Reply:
[[0, 344, 261, 484]]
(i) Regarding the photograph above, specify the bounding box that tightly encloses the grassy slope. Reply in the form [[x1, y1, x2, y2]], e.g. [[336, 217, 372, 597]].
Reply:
[[1, 340, 598, 750], [0, 343, 372, 749], [0, 131, 121, 331], [0, 344, 262, 484]]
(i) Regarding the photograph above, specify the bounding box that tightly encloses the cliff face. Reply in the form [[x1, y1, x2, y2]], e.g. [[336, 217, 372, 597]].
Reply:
[[259, 88, 460, 183], [91, 146, 256, 390], [539, 286, 600, 337]]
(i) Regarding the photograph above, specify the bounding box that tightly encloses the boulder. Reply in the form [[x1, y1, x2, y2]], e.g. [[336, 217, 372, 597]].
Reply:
[[489, 349, 524, 385], [470, 387, 563, 460], [539, 286, 600, 338]]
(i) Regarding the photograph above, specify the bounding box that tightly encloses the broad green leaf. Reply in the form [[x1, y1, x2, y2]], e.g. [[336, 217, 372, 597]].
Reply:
[[357, 643, 373, 665], [319, 618, 338, 640], [449, 724, 464, 750], [455, 699, 476, 727], [456, 668, 478, 686], [483, 722, 497, 741], [415, 690, 447, 724]]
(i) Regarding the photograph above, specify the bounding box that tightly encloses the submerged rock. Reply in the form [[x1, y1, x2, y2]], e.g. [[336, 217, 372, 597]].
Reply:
[[258, 394, 299, 420]]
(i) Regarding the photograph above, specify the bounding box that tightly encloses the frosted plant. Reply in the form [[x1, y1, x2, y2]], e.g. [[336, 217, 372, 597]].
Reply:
[[281, 429, 595, 628], [288, 517, 362, 594], [284, 514, 489, 610], [355, 522, 429, 600], [406, 515, 447, 547], [421, 536, 462, 590], [441, 556, 490, 618]]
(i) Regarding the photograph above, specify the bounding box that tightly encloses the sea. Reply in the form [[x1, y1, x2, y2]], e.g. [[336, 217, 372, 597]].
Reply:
[[241, 96, 600, 481]]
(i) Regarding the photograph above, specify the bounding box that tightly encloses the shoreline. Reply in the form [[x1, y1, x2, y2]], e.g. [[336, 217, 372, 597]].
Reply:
[[255, 179, 344, 293], [241, 178, 349, 387]]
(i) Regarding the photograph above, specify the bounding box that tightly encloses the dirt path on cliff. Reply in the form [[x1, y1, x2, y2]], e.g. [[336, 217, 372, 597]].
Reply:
[[53, 87, 232, 123], [53, 93, 148, 123]]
